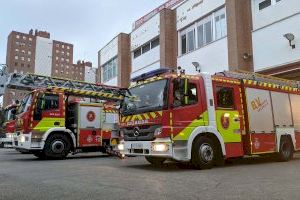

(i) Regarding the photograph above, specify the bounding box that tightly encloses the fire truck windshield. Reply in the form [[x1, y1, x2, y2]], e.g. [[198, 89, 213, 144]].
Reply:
[[122, 79, 168, 115], [17, 94, 32, 114], [4, 109, 14, 121]]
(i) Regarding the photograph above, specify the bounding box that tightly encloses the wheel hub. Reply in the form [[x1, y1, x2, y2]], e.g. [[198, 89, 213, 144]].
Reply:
[[51, 140, 65, 154], [200, 143, 214, 163]]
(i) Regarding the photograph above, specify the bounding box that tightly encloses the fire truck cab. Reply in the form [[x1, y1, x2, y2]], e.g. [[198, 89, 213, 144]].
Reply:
[[119, 69, 300, 169], [14, 88, 120, 159], [0, 104, 18, 148]]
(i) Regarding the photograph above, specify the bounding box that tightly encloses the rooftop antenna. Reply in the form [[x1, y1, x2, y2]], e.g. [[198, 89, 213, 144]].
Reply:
[[192, 62, 201, 73]]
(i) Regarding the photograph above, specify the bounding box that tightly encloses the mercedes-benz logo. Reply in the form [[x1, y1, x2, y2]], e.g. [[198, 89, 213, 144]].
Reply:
[[133, 127, 140, 137]]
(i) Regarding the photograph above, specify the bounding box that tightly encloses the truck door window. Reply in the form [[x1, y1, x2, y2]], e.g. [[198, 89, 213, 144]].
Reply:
[[173, 79, 198, 107], [216, 86, 234, 109], [44, 94, 59, 110]]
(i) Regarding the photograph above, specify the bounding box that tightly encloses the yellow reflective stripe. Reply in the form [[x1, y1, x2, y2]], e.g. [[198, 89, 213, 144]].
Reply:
[[143, 113, 150, 120], [150, 112, 157, 118], [184, 79, 188, 104]]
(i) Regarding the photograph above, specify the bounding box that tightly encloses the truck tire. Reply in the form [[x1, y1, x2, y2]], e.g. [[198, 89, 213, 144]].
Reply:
[[145, 156, 166, 166], [192, 137, 215, 170], [278, 137, 294, 162], [44, 134, 71, 159]]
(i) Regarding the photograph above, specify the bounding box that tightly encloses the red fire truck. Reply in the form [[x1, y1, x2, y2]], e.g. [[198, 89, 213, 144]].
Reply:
[[5, 73, 125, 159], [0, 104, 18, 148], [119, 69, 300, 169]]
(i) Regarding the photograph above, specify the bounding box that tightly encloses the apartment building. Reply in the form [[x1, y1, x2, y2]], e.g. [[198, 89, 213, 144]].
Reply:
[[99, 0, 253, 87], [4, 29, 95, 106], [98, 33, 131, 87], [251, 0, 300, 80], [99, 0, 300, 87]]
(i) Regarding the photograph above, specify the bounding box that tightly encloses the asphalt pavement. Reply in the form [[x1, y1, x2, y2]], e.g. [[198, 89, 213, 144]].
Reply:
[[0, 149, 300, 200]]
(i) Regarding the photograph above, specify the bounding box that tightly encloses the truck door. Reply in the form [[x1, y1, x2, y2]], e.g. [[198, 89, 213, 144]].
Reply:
[[213, 82, 244, 158], [33, 92, 65, 133], [170, 78, 206, 141], [78, 104, 102, 147]]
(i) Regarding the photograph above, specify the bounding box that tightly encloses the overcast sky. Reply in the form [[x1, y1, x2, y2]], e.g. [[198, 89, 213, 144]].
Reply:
[[0, 0, 167, 68]]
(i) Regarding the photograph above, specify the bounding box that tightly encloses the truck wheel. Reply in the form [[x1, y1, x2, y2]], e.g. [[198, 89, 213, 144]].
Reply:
[[33, 152, 46, 159], [192, 137, 215, 170], [278, 137, 294, 162], [145, 156, 166, 166], [44, 134, 71, 159]]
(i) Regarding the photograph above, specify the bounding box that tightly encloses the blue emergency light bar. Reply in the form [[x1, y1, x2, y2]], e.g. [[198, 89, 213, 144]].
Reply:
[[131, 68, 173, 82]]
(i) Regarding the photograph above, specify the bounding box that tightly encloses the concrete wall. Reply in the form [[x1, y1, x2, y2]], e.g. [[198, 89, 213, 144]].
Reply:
[[84, 66, 96, 83], [34, 36, 53, 76], [252, 0, 300, 71], [131, 47, 160, 79], [99, 37, 118, 66], [176, 0, 225, 30], [177, 37, 228, 74], [131, 14, 160, 50]]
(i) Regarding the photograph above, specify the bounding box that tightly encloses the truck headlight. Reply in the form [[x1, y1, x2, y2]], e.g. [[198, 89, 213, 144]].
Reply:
[[154, 127, 162, 136], [152, 143, 168, 152], [117, 144, 124, 151], [19, 135, 25, 143]]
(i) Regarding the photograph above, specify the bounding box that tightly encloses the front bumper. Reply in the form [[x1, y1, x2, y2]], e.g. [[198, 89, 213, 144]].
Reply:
[[120, 138, 173, 158], [15, 132, 44, 151]]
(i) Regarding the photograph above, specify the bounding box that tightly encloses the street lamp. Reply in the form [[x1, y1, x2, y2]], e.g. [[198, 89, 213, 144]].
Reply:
[[283, 33, 296, 49]]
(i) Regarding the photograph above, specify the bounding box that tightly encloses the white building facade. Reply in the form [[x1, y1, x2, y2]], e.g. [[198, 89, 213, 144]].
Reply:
[[251, 0, 300, 80]]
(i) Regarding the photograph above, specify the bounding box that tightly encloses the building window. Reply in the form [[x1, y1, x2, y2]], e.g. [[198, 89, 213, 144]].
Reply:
[[259, 0, 272, 10], [142, 43, 151, 54], [23, 36, 26, 40], [61, 58, 64, 61], [56, 44, 59, 48], [27, 64, 30, 68], [187, 30, 195, 52], [56, 57, 58, 60], [62, 44, 64, 49], [180, 7, 227, 55], [29, 37, 32, 41], [66, 59, 69, 62], [21, 63, 24, 67], [181, 29, 195, 54], [102, 57, 117, 82], [151, 37, 159, 49], [21, 57, 24, 61], [14, 62, 18, 66], [15, 56, 18, 60], [28, 58, 31, 62], [15, 49, 19, 52], [134, 49, 141, 58], [67, 52, 70, 56], [21, 50, 25, 54], [16, 35, 20, 39], [67, 46, 70, 50], [28, 51, 31, 55], [181, 34, 187, 54]]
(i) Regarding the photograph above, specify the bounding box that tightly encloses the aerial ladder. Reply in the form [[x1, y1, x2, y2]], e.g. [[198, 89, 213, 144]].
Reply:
[[0, 65, 128, 159]]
